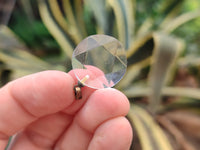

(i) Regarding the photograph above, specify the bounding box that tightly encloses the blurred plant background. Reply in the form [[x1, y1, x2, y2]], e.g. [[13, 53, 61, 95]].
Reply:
[[1, 0, 200, 149]]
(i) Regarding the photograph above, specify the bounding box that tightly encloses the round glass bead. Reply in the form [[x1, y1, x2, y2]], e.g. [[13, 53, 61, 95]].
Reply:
[[72, 34, 127, 89]]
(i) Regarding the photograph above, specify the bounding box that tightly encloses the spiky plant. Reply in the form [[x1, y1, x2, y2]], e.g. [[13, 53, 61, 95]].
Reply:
[[1, 0, 200, 149]]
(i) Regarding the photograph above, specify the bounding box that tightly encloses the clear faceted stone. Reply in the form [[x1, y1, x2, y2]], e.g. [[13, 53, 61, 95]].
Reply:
[[72, 34, 127, 89]]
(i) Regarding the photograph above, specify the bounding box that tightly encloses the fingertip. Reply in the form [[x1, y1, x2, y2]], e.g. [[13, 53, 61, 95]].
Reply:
[[68, 70, 76, 78], [75, 88, 130, 133], [0, 71, 77, 138], [63, 70, 96, 115], [88, 117, 133, 150], [90, 88, 130, 115], [68, 70, 130, 118], [9, 70, 76, 116], [0, 140, 8, 150]]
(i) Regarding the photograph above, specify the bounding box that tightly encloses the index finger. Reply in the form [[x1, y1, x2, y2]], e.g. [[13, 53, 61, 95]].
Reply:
[[0, 71, 75, 140]]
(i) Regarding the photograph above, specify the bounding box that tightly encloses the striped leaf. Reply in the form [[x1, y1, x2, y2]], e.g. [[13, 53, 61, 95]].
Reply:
[[0, 25, 27, 50], [0, 26, 65, 80], [127, 33, 153, 64], [107, 0, 134, 49], [85, 0, 108, 34], [62, 0, 84, 40], [148, 33, 183, 112], [116, 58, 150, 89], [74, 0, 87, 38], [124, 86, 200, 103], [178, 55, 200, 67], [0, 0, 16, 25], [162, 10, 200, 33], [116, 34, 153, 89], [128, 104, 173, 150], [118, 32, 183, 91], [37, 0, 75, 58], [159, 0, 184, 29]]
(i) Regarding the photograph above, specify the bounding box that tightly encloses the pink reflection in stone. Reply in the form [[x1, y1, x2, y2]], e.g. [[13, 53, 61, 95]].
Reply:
[[73, 65, 114, 89]]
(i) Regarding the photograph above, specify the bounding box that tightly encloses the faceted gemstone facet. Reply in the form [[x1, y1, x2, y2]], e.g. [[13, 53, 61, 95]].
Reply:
[[72, 34, 127, 89]]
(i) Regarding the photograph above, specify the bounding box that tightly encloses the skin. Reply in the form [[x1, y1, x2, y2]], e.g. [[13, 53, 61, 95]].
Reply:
[[0, 70, 133, 150]]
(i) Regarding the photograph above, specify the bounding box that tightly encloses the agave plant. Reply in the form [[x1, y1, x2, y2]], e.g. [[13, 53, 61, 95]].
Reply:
[[1, 0, 200, 149]]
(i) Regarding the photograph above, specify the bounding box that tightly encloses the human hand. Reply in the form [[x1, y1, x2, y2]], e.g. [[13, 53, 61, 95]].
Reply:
[[0, 71, 132, 150]]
